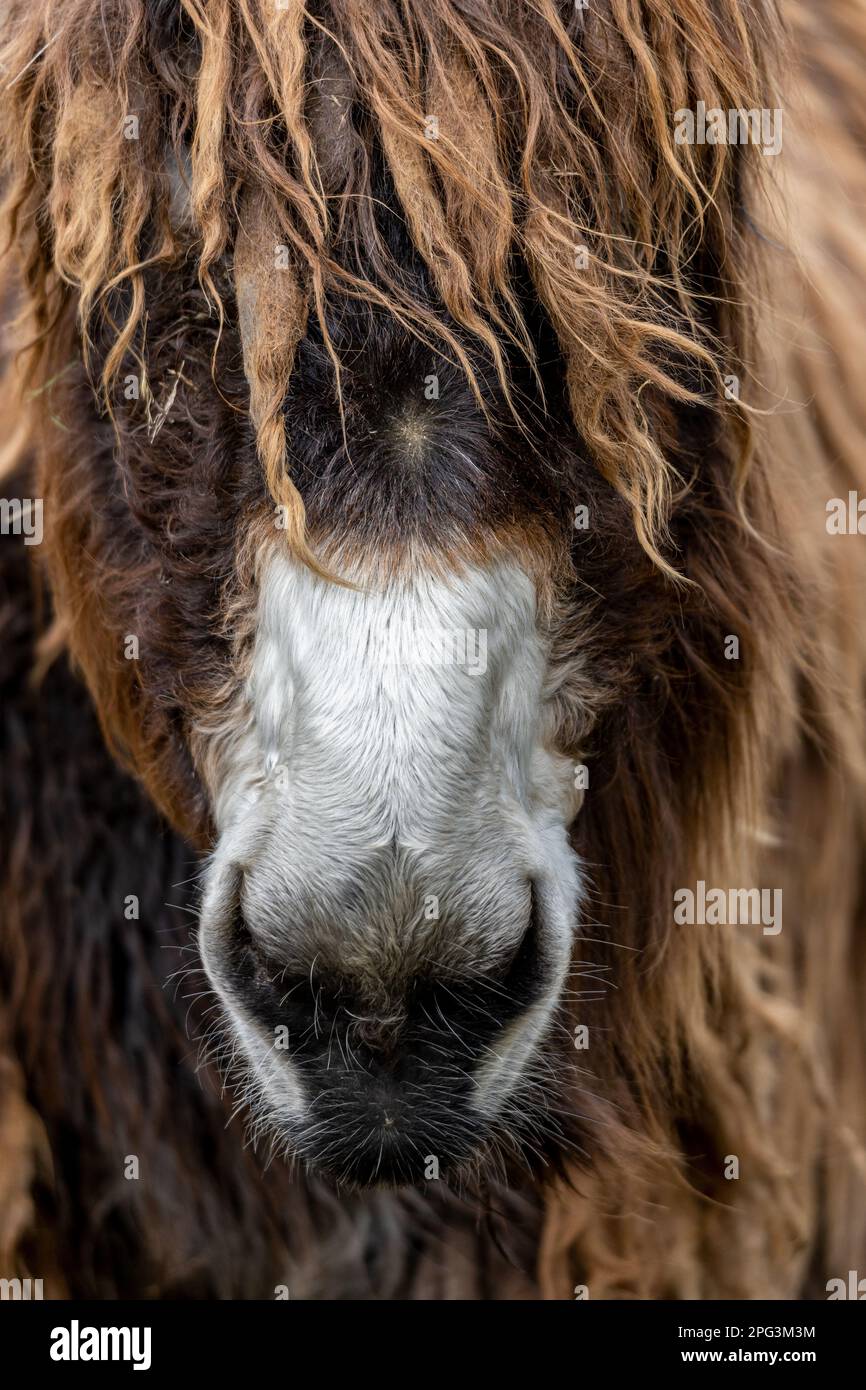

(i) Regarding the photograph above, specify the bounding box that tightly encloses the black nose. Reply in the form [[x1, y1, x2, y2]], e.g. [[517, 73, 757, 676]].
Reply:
[[227, 961, 507, 1184], [297, 1068, 485, 1186], [226, 902, 547, 1185], [238, 963, 493, 1184]]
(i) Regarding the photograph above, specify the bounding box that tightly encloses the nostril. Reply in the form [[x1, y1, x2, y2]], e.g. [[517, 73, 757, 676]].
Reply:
[[231, 910, 279, 980], [497, 882, 546, 1006], [230, 911, 322, 1018]]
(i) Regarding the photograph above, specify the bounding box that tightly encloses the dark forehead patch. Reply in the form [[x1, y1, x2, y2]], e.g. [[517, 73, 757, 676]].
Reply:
[[277, 135, 577, 556], [281, 304, 576, 557]]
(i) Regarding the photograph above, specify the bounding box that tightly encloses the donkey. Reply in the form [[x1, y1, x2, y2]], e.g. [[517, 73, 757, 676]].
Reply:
[[2, 0, 866, 1299]]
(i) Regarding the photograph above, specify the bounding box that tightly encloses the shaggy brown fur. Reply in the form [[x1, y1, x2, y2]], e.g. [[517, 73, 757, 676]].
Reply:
[[1, 0, 866, 1298]]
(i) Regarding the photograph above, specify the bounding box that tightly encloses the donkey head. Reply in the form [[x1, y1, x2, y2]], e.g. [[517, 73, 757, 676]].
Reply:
[[195, 283, 587, 1181], [0, 0, 785, 1189]]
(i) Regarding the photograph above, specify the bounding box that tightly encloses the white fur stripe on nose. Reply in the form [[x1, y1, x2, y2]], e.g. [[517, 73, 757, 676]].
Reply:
[[199, 545, 581, 1119], [248, 552, 540, 837]]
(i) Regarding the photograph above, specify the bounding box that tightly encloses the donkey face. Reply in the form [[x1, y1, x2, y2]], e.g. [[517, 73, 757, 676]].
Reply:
[[36, 141, 597, 1186], [7, 0, 769, 1198], [187, 292, 587, 1182], [199, 541, 582, 1183]]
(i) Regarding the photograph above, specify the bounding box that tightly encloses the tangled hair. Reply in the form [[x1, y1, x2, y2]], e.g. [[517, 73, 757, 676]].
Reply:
[[0, 0, 776, 571], [2, 0, 866, 1299]]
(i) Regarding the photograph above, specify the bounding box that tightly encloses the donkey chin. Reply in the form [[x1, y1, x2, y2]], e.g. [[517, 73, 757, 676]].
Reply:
[[197, 547, 583, 1188]]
